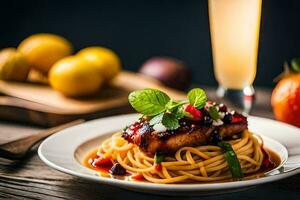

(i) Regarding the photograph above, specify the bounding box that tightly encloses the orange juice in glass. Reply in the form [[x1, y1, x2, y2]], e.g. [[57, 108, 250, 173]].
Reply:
[[208, 0, 262, 113]]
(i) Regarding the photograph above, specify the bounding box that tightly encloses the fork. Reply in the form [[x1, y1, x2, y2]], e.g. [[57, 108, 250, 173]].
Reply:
[[0, 119, 84, 160]]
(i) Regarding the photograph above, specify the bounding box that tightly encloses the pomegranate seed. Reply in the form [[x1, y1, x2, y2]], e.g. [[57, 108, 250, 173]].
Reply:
[[231, 113, 247, 123], [134, 134, 142, 144], [218, 104, 227, 112], [155, 164, 162, 171], [183, 104, 203, 121], [129, 122, 142, 134]]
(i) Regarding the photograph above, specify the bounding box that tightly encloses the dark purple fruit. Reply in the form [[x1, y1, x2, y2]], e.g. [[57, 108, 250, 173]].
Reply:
[[210, 130, 222, 144], [109, 163, 126, 175], [223, 112, 232, 124], [202, 116, 213, 126]]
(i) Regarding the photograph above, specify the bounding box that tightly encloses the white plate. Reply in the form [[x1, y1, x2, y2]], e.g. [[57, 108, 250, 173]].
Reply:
[[38, 114, 300, 196]]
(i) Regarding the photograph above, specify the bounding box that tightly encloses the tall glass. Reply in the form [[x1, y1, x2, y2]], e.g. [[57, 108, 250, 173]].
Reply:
[[208, 0, 262, 113]]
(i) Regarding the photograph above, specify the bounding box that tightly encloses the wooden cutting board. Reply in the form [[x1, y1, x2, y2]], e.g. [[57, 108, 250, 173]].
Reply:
[[0, 71, 186, 126]]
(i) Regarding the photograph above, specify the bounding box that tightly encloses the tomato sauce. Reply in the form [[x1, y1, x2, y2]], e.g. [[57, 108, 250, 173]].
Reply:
[[83, 147, 281, 182], [84, 150, 113, 173]]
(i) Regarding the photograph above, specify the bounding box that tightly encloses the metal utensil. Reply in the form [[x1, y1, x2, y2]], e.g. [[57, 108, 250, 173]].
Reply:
[[0, 119, 84, 159]]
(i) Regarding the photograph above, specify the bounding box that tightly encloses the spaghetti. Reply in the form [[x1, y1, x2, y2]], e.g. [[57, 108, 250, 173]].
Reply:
[[94, 130, 264, 183]]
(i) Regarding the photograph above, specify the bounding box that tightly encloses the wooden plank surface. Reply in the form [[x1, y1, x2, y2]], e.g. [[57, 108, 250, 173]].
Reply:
[[1, 88, 299, 200], [0, 71, 186, 114], [0, 71, 186, 126]]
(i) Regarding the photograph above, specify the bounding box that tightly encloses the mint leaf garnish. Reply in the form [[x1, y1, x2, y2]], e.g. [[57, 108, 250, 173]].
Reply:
[[187, 88, 207, 109], [208, 105, 219, 120], [162, 113, 179, 130], [173, 106, 185, 119], [128, 87, 209, 130], [128, 89, 170, 116], [165, 100, 187, 111], [165, 100, 178, 111], [149, 113, 164, 126], [150, 112, 180, 130]]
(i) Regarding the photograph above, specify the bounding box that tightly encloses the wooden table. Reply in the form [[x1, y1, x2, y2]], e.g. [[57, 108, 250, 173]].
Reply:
[[1, 88, 300, 199]]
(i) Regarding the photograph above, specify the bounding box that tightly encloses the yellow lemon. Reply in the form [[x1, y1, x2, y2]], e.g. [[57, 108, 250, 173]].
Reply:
[[0, 48, 30, 81], [77, 46, 121, 82], [18, 33, 73, 74], [49, 56, 103, 97]]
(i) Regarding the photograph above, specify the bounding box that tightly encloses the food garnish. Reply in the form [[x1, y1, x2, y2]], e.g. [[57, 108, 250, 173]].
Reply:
[[92, 155, 112, 168], [154, 152, 165, 171], [86, 88, 278, 184], [128, 88, 207, 130], [126, 88, 249, 178], [208, 105, 220, 120], [109, 163, 126, 175], [217, 141, 243, 178]]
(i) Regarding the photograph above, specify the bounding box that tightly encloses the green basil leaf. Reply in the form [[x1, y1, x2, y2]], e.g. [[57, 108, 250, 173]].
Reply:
[[187, 88, 207, 109], [128, 89, 170, 116], [209, 105, 219, 120], [149, 113, 164, 126], [162, 113, 179, 130], [154, 152, 165, 164], [218, 141, 243, 178], [173, 106, 185, 118]]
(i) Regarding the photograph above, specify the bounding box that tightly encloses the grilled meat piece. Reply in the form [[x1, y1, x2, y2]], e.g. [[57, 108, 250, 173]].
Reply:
[[218, 123, 248, 138], [122, 118, 247, 155], [140, 126, 214, 154]]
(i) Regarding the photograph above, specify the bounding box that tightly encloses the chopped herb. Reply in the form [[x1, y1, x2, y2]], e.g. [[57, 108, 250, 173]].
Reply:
[[218, 141, 243, 178], [208, 105, 220, 120], [154, 152, 165, 164]]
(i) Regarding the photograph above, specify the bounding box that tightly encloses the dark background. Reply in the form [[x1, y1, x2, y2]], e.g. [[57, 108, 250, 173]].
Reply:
[[1, 0, 300, 88]]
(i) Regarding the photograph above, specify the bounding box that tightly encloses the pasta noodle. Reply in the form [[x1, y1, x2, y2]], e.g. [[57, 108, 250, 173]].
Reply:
[[95, 130, 264, 183]]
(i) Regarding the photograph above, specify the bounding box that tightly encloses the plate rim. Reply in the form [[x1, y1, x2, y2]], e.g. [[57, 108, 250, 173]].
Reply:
[[38, 113, 300, 192]]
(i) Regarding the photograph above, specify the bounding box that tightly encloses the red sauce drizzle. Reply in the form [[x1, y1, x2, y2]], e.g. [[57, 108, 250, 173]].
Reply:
[[84, 147, 281, 182], [261, 148, 275, 169], [89, 155, 113, 173], [131, 173, 145, 181]]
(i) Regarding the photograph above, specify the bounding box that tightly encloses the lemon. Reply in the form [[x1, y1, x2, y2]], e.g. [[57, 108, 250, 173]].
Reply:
[[77, 46, 121, 82], [18, 33, 73, 74], [49, 56, 103, 97], [0, 48, 30, 81]]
